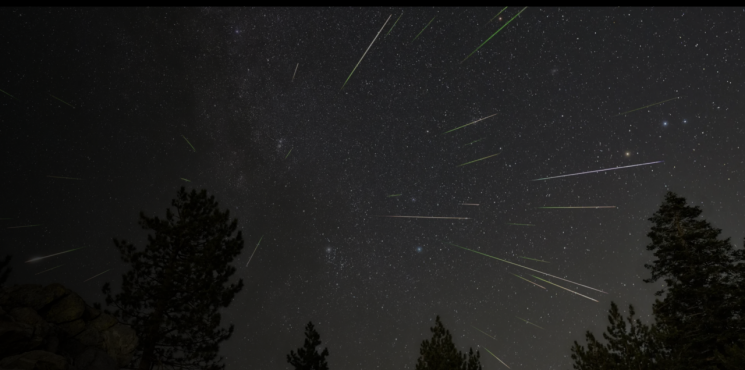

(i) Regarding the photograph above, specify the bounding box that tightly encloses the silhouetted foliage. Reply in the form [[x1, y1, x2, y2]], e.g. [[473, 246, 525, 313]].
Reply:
[[0, 255, 11, 285], [102, 187, 245, 370], [416, 315, 482, 370], [286, 321, 330, 370]]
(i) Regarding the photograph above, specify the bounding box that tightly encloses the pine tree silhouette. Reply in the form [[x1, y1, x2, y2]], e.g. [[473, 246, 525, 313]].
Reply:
[[0, 255, 11, 285], [416, 315, 482, 370], [287, 321, 330, 370]]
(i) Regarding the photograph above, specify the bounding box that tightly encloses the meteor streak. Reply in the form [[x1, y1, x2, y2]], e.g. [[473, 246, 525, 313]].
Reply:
[[533, 161, 663, 181], [516, 316, 544, 329], [341, 14, 392, 90], [182, 135, 196, 152], [0, 89, 16, 99], [471, 325, 497, 340], [483, 347, 510, 369], [9, 225, 41, 229], [285, 148, 293, 159], [613, 97, 680, 117], [457, 152, 501, 167], [386, 12, 403, 36], [530, 274, 599, 303], [442, 113, 497, 134], [463, 138, 485, 146], [83, 269, 110, 282], [509, 273, 545, 289], [26, 247, 86, 263], [447, 242, 607, 294], [486, 6, 508, 24], [35, 265, 63, 275], [377, 215, 470, 220], [506, 223, 533, 226], [387, 194, 402, 197], [539, 206, 616, 209], [48, 176, 82, 180], [292, 63, 299, 82], [412, 16, 436, 43], [459, 203, 479, 206], [462, 7, 528, 63], [519, 256, 549, 263], [180, 178, 191, 182], [50, 94, 74, 108], [246, 235, 264, 267]]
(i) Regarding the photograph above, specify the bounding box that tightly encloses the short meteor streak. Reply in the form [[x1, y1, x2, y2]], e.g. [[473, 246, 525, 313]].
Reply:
[[26, 247, 86, 263], [483, 347, 510, 369], [447, 242, 607, 294], [48, 175, 82, 180], [180, 178, 191, 182], [509, 273, 546, 289], [387, 194, 402, 197], [246, 235, 264, 267], [539, 206, 616, 209], [182, 135, 196, 152], [1, 89, 16, 99], [285, 148, 293, 159], [459, 203, 479, 206], [486, 6, 508, 24], [463, 138, 485, 147], [457, 152, 501, 167], [533, 161, 663, 181], [530, 274, 599, 303], [341, 14, 392, 90], [378, 215, 470, 220], [9, 225, 41, 229], [443, 113, 497, 134], [83, 269, 110, 282], [471, 325, 497, 340], [519, 256, 549, 263], [506, 223, 533, 226], [516, 316, 544, 329], [462, 6, 528, 63], [613, 97, 680, 117], [412, 16, 436, 43], [292, 63, 299, 82], [50, 94, 75, 108], [386, 12, 403, 36], [36, 265, 63, 275]]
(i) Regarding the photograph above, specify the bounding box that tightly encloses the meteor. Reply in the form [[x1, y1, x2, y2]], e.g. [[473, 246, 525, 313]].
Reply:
[[341, 14, 392, 90], [483, 347, 510, 369], [182, 135, 196, 152], [462, 7, 528, 63], [246, 235, 264, 267], [26, 247, 86, 263], [486, 6, 508, 25], [519, 256, 549, 263], [515, 316, 544, 329], [387, 194, 402, 197], [463, 138, 485, 147], [48, 176, 82, 180], [457, 152, 501, 167], [180, 178, 191, 182], [530, 274, 599, 303], [0, 89, 16, 99], [539, 206, 616, 209], [613, 97, 680, 117], [506, 223, 533, 226], [35, 265, 63, 276], [50, 94, 74, 108], [377, 215, 470, 220], [83, 269, 110, 282], [459, 203, 479, 206], [532, 161, 663, 181], [412, 16, 436, 43], [509, 272, 545, 289], [386, 12, 403, 36], [285, 148, 293, 159], [9, 225, 41, 229], [447, 242, 607, 294], [442, 113, 497, 134], [471, 325, 497, 340], [292, 63, 299, 82]]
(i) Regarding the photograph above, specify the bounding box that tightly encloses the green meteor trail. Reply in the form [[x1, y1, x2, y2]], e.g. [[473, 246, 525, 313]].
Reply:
[[386, 12, 403, 36], [35, 265, 63, 276], [50, 94, 74, 108], [0, 89, 16, 99], [539, 206, 616, 209], [285, 148, 293, 159], [180, 178, 191, 182], [506, 223, 534, 226], [246, 235, 264, 267], [26, 247, 86, 262], [48, 175, 82, 180], [446, 242, 607, 294], [483, 347, 511, 369], [387, 194, 402, 197], [342, 15, 392, 90], [519, 256, 549, 263], [471, 325, 497, 340], [83, 269, 110, 282], [457, 152, 501, 167], [182, 135, 196, 152], [530, 274, 599, 303], [463, 138, 485, 147], [443, 113, 497, 134], [412, 16, 436, 43], [9, 225, 41, 229], [486, 6, 508, 25], [509, 272, 546, 289], [613, 97, 680, 117], [516, 316, 544, 329], [462, 7, 528, 63]]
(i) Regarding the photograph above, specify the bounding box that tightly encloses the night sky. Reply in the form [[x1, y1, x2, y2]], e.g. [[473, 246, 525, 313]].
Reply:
[[2, 7, 744, 370]]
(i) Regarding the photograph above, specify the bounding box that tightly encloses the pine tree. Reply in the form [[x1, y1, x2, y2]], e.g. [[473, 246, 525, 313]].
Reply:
[[101, 187, 245, 370], [286, 321, 330, 370], [0, 255, 11, 285], [415, 315, 482, 370], [644, 191, 745, 369]]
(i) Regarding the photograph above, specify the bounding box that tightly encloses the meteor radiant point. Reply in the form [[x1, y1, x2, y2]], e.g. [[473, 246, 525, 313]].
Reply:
[[613, 97, 680, 117], [509, 272, 546, 289], [182, 135, 196, 152], [483, 347, 510, 369], [83, 269, 110, 282], [443, 113, 497, 134], [458, 152, 501, 167], [412, 16, 436, 43], [50, 94, 74, 108], [48, 176, 82, 180], [462, 7, 528, 63], [341, 14, 392, 90], [530, 274, 599, 303], [533, 161, 663, 181], [246, 235, 264, 267], [26, 247, 86, 263], [386, 12, 403, 36], [377, 215, 470, 220], [447, 242, 607, 294]]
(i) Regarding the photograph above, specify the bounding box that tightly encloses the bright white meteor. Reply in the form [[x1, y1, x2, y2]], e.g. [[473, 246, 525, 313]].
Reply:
[[533, 161, 663, 181], [26, 247, 86, 263], [341, 15, 392, 90]]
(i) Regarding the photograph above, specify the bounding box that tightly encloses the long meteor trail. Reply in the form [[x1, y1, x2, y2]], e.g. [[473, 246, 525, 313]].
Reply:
[[530, 274, 599, 303], [442, 113, 497, 134], [48, 176, 82, 180], [458, 152, 501, 167], [533, 161, 663, 181], [182, 135, 196, 152], [447, 242, 607, 294], [341, 14, 392, 90], [386, 12, 403, 36], [412, 16, 436, 43], [36, 265, 63, 275], [462, 7, 528, 63], [516, 316, 544, 329], [377, 215, 470, 220], [83, 269, 110, 282], [26, 247, 86, 263], [483, 347, 510, 369], [510, 273, 546, 289], [613, 97, 680, 117], [246, 235, 264, 267], [519, 256, 549, 263], [471, 325, 497, 340], [50, 94, 74, 108]]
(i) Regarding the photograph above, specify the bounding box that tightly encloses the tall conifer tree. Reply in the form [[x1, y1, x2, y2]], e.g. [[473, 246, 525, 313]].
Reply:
[[101, 187, 245, 370], [286, 321, 330, 370], [416, 315, 482, 370]]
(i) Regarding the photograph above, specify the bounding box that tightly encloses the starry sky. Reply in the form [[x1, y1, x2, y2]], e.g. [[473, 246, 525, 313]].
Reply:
[[1, 7, 744, 370]]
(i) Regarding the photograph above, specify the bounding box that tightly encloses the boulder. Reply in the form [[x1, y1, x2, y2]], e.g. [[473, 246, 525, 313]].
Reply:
[[0, 321, 39, 358], [100, 323, 138, 367], [42, 294, 85, 324], [0, 350, 68, 370], [73, 346, 118, 370]]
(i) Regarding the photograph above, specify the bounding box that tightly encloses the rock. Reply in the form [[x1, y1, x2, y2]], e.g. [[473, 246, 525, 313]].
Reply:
[[74, 324, 102, 348], [56, 319, 85, 338], [73, 347, 118, 370], [100, 323, 138, 368], [42, 294, 85, 324], [88, 313, 116, 332], [0, 321, 40, 358], [0, 350, 68, 370]]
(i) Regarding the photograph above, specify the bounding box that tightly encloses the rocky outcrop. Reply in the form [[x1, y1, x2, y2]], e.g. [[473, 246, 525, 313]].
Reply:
[[0, 284, 138, 370]]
